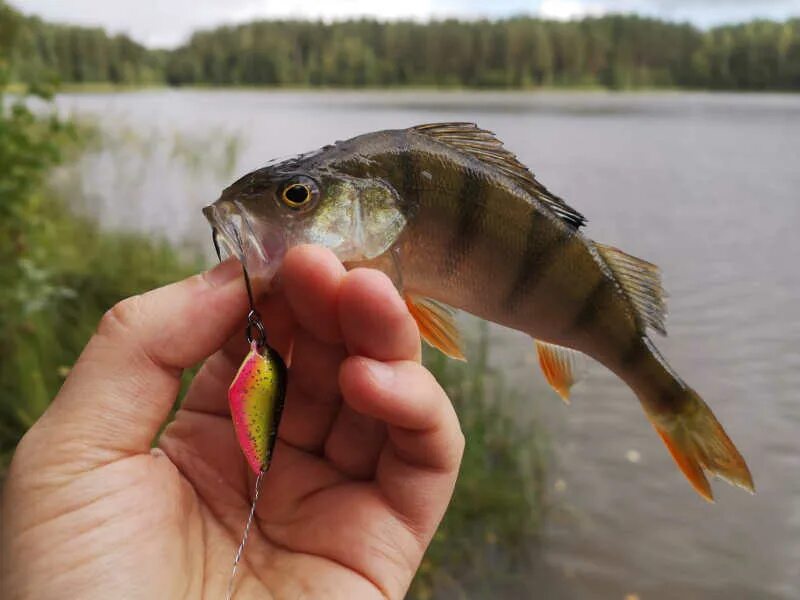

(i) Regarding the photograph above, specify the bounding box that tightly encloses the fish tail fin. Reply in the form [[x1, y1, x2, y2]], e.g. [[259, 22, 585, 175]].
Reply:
[[649, 387, 754, 502]]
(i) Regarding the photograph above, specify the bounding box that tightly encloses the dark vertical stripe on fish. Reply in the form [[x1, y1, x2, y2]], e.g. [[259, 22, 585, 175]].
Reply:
[[569, 276, 614, 333], [621, 335, 647, 369], [444, 170, 484, 274], [398, 145, 419, 217], [504, 211, 570, 311]]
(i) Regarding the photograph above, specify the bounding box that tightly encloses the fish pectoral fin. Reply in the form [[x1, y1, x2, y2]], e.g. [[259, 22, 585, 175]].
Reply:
[[405, 294, 466, 361], [535, 340, 587, 404], [595, 242, 668, 336]]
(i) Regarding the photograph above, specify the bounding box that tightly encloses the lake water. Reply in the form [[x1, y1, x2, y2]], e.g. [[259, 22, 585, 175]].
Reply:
[[54, 90, 800, 599]]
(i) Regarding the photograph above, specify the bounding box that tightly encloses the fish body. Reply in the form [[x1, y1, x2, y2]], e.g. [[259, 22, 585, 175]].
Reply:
[[205, 123, 753, 501]]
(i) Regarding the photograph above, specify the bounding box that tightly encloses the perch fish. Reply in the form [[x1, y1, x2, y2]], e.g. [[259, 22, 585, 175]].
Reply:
[[204, 122, 753, 502]]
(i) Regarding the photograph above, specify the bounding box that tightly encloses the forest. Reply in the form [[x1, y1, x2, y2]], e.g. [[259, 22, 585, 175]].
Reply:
[[5, 3, 800, 90]]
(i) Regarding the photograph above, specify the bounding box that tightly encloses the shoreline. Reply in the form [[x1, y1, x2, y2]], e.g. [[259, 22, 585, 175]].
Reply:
[[10, 82, 800, 96]]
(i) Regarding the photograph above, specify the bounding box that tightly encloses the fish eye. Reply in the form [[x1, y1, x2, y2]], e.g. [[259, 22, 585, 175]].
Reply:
[[279, 177, 318, 210]]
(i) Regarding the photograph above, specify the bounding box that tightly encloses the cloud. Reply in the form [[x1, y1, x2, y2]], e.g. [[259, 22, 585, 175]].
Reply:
[[15, 0, 443, 47], [16, 0, 510, 47], [538, 0, 610, 20], [538, 0, 800, 25]]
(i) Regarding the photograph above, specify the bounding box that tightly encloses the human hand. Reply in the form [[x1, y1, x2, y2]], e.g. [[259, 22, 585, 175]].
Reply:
[[1, 246, 464, 599]]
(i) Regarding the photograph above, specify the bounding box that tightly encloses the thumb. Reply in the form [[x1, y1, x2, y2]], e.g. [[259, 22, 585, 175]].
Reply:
[[36, 258, 250, 464]]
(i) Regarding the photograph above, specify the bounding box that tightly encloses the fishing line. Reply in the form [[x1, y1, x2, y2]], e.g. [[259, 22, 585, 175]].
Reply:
[[226, 468, 266, 600]]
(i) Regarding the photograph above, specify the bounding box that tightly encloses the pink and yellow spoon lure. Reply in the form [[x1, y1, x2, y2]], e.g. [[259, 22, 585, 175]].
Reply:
[[229, 338, 287, 474]]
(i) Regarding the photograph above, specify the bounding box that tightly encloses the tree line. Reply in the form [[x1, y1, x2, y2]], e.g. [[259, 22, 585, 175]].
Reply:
[[6, 2, 800, 90]]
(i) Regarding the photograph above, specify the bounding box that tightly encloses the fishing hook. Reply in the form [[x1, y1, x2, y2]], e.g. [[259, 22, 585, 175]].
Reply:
[[212, 227, 223, 262], [219, 226, 267, 352]]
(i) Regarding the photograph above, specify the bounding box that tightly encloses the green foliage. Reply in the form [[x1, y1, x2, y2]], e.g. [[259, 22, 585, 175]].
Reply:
[[5, 2, 162, 86], [0, 196, 199, 464], [411, 326, 547, 598], [163, 16, 800, 90], [0, 1, 198, 464], [0, 140, 200, 460], [6, 2, 800, 90], [1, 3, 70, 455]]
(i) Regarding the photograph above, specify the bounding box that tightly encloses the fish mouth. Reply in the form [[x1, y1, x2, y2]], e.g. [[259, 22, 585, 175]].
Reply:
[[203, 200, 286, 291]]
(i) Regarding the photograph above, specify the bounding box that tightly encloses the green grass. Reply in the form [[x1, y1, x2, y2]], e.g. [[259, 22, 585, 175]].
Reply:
[[0, 190, 201, 465], [410, 326, 547, 599]]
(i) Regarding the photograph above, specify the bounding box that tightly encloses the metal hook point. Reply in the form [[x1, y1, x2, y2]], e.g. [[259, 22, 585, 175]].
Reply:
[[212, 228, 223, 263]]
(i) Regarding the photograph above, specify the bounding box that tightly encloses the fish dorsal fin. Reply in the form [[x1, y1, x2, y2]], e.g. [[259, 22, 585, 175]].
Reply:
[[595, 242, 668, 336], [411, 122, 586, 229], [534, 340, 587, 404], [404, 294, 466, 361]]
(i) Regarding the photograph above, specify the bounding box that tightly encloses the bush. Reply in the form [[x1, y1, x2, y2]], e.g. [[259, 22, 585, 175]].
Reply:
[[0, 8, 200, 461]]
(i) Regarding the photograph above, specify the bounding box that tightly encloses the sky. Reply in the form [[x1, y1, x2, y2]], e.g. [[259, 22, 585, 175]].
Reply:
[[12, 0, 800, 48]]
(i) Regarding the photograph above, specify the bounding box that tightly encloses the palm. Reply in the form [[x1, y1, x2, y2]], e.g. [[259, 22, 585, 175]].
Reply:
[[2, 247, 462, 600], [160, 414, 403, 599]]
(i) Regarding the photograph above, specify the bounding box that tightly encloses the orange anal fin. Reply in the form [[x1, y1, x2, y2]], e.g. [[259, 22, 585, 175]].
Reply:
[[535, 340, 585, 404], [405, 294, 465, 361]]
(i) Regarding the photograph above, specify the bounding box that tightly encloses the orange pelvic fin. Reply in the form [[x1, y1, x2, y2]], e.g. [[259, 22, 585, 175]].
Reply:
[[651, 389, 754, 502], [405, 294, 466, 361], [535, 340, 586, 404]]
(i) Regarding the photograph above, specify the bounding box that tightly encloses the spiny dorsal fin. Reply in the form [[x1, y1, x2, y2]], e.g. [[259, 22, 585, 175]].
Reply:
[[534, 340, 587, 404], [411, 122, 586, 229], [595, 242, 668, 336], [405, 294, 466, 361]]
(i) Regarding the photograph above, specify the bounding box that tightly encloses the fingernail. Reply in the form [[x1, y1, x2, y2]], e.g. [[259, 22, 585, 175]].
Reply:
[[363, 358, 395, 389], [203, 257, 241, 288]]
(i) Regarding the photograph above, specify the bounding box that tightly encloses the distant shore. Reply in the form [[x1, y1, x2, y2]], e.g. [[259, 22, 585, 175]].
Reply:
[[13, 82, 800, 96], [9, 8, 800, 93]]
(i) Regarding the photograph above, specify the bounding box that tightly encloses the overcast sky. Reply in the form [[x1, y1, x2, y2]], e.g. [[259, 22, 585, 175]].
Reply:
[[12, 0, 800, 48]]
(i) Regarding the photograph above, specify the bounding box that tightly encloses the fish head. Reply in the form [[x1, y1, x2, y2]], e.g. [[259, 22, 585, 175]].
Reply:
[[203, 156, 407, 288]]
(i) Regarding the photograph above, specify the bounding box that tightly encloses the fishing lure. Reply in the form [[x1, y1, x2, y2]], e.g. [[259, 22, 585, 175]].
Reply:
[[230, 311, 287, 476], [224, 262, 287, 600]]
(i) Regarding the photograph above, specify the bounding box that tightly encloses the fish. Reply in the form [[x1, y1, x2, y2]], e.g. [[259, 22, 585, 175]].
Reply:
[[203, 122, 753, 502]]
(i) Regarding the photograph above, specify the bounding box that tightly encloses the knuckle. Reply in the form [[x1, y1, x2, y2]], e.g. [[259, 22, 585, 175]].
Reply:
[[437, 392, 465, 466], [7, 424, 46, 475], [98, 294, 143, 338], [418, 363, 440, 387], [453, 427, 466, 459], [10, 426, 36, 463]]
